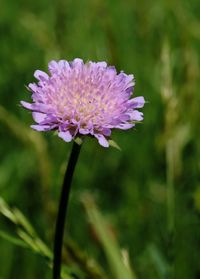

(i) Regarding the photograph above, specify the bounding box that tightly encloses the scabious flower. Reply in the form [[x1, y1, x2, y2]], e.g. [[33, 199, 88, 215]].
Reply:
[[21, 59, 145, 147]]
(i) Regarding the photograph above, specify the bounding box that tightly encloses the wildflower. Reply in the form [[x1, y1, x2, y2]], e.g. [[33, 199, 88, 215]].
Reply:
[[21, 59, 145, 147]]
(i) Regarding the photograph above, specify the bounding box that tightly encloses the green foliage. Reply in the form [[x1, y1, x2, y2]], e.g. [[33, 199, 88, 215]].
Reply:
[[82, 193, 137, 279], [0, 197, 84, 279], [0, 0, 200, 278]]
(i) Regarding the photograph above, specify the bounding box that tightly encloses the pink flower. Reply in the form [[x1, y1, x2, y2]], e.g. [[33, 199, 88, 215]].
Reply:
[[21, 59, 145, 147]]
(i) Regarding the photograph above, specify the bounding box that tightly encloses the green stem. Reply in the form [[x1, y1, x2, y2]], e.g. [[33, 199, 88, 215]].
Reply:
[[53, 141, 82, 279], [166, 139, 175, 234], [166, 139, 175, 277]]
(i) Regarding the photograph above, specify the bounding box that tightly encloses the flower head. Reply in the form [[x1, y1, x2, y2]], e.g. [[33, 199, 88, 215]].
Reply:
[[21, 59, 145, 147]]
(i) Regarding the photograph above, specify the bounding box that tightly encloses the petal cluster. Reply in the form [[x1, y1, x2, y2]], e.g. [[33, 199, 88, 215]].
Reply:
[[21, 59, 145, 147]]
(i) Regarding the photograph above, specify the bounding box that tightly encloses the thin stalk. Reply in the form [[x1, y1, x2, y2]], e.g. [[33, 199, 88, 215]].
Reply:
[[53, 141, 82, 279], [166, 139, 175, 234], [166, 139, 175, 278]]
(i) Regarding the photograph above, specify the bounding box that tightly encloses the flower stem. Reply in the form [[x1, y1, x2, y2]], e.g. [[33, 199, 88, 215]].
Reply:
[[166, 138, 175, 277], [53, 141, 82, 279]]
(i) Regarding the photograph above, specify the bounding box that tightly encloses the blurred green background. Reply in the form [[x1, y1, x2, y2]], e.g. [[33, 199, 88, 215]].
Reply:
[[0, 0, 200, 278]]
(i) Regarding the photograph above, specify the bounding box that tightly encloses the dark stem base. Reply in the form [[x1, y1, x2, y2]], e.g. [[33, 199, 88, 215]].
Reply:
[[53, 141, 81, 279]]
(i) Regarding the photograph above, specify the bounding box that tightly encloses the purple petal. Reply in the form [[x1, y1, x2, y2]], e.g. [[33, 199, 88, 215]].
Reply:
[[94, 134, 109, 148], [32, 112, 46, 123], [120, 73, 134, 84], [34, 70, 49, 81], [79, 128, 90, 135], [104, 68, 117, 80], [48, 60, 59, 73], [107, 66, 117, 75], [48, 60, 71, 74], [28, 83, 38, 92], [58, 60, 70, 68], [21, 101, 52, 113], [118, 114, 130, 121], [125, 86, 134, 95], [128, 110, 143, 121], [20, 101, 34, 110], [115, 123, 135, 130], [58, 131, 73, 142], [34, 104, 53, 113], [72, 58, 84, 68], [128, 96, 145, 108], [31, 124, 51, 131], [101, 128, 111, 136], [96, 61, 107, 68]]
